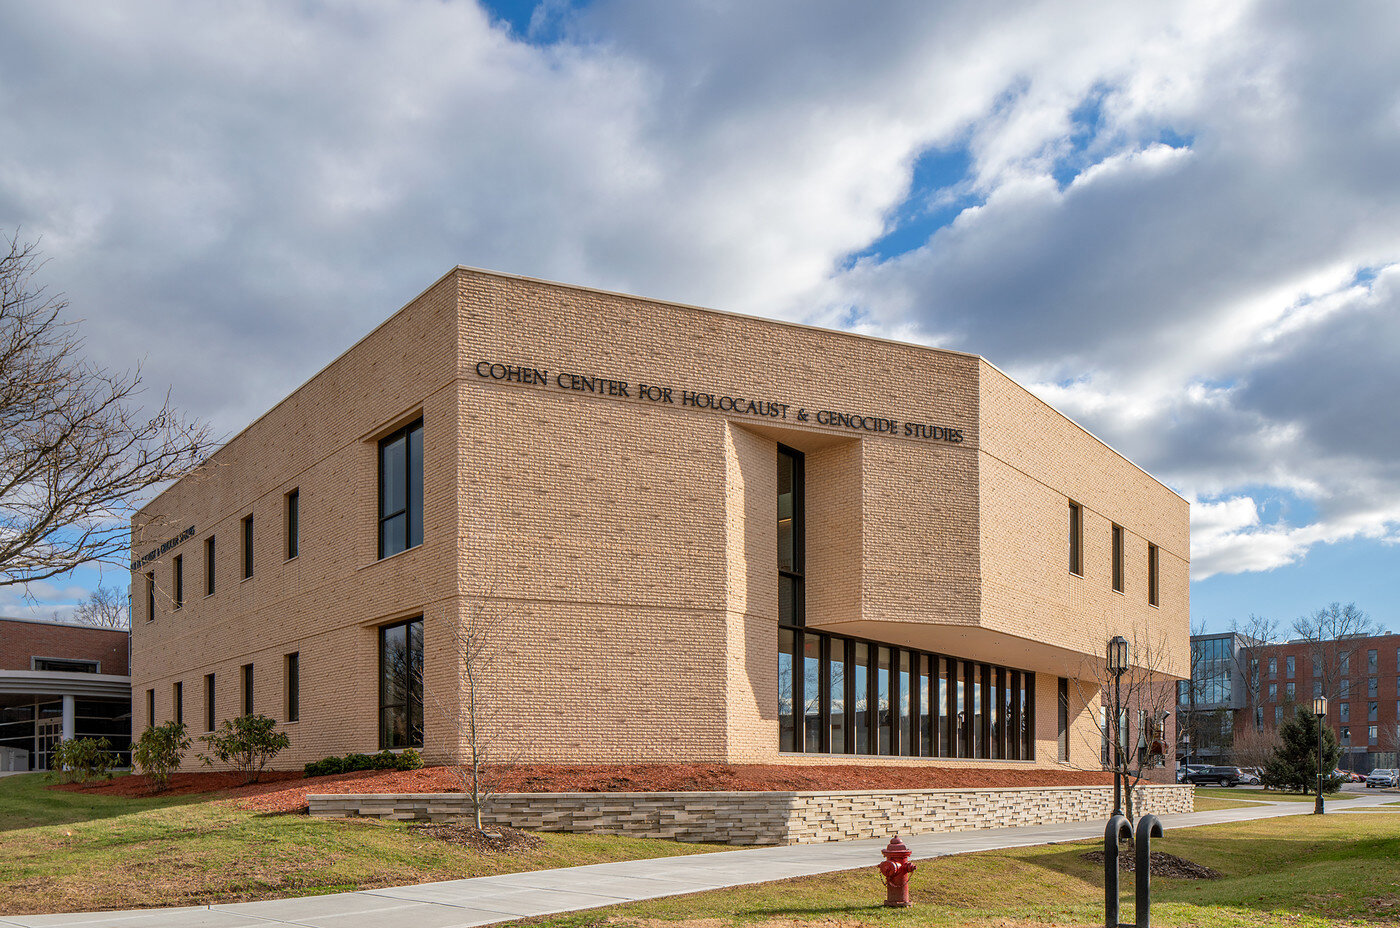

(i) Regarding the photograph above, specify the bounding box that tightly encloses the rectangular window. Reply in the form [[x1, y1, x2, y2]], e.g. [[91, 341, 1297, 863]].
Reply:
[[173, 681, 183, 725], [145, 571, 155, 622], [1068, 502, 1082, 575], [1269, 683, 1277, 701], [877, 647, 893, 755], [1286, 682, 1295, 699], [1341, 702, 1350, 722], [1370, 725, 1378, 744], [1269, 657, 1277, 678], [34, 657, 98, 673], [379, 617, 424, 749], [173, 555, 183, 609], [900, 650, 914, 757], [146, 688, 155, 727], [1342, 679, 1351, 697], [1341, 654, 1350, 675], [1314, 682, 1322, 698], [1275, 706, 1282, 725], [1369, 649, 1379, 674], [205, 536, 216, 595], [777, 445, 804, 627], [242, 514, 254, 579], [1146, 543, 1159, 605], [1313, 655, 1323, 677], [778, 628, 795, 752], [1111, 524, 1124, 593], [1287, 656, 1295, 678], [1369, 677, 1379, 698], [285, 652, 300, 723], [804, 634, 822, 753], [286, 488, 300, 559], [1369, 702, 1378, 722], [854, 641, 871, 755], [1057, 677, 1069, 762], [205, 673, 216, 731], [830, 639, 848, 753], [378, 418, 424, 559], [241, 663, 253, 716], [1341, 725, 1351, 745]]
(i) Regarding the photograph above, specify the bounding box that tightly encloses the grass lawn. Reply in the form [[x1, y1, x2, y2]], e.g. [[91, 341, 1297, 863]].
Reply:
[[1191, 796, 1261, 811], [1194, 786, 1357, 804], [0, 773, 721, 915], [522, 813, 1400, 928]]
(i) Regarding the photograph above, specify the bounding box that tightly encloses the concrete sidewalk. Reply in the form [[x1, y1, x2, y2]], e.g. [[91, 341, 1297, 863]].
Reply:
[[4, 793, 1393, 928]]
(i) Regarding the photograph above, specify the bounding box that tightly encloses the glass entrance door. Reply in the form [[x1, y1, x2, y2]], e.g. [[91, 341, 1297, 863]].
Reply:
[[35, 718, 61, 771]]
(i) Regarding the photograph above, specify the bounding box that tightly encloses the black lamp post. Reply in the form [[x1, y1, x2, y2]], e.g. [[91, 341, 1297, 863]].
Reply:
[[1313, 694, 1328, 815], [1108, 636, 1129, 816]]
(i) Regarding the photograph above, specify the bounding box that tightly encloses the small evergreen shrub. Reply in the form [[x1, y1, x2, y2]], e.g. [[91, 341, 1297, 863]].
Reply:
[[303, 748, 424, 777], [133, 721, 190, 793], [198, 714, 290, 784], [50, 736, 117, 783]]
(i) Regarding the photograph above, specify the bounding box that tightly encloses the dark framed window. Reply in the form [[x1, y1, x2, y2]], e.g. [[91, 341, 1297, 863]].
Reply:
[[1068, 502, 1083, 575], [285, 652, 300, 722], [1287, 655, 1295, 678], [241, 663, 253, 716], [145, 572, 155, 622], [205, 535, 216, 595], [173, 681, 183, 725], [173, 555, 183, 609], [379, 617, 423, 749], [33, 658, 98, 673], [378, 419, 424, 559], [777, 445, 804, 627], [1147, 543, 1159, 606], [1058, 677, 1070, 762], [145, 688, 155, 728], [205, 673, 216, 731], [286, 488, 300, 559], [1111, 524, 1124, 593], [242, 514, 254, 579]]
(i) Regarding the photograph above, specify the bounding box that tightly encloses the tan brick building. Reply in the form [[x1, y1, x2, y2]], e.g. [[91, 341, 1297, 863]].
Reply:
[[130, 268, 1189, 771]]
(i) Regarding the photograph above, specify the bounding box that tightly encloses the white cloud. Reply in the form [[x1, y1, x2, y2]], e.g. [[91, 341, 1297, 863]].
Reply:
[[1, 0, 1398, 596]]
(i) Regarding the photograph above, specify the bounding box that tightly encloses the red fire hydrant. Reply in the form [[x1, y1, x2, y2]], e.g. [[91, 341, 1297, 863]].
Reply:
[[877, 835, 917, 907]]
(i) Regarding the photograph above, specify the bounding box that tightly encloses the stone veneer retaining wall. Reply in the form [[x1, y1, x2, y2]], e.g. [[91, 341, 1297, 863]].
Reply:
[[308, 784, 1194, 845]]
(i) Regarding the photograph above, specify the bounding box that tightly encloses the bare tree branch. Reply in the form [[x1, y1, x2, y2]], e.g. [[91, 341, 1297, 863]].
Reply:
[[71, 583, 130, 629], [0, 233, 213, 586]]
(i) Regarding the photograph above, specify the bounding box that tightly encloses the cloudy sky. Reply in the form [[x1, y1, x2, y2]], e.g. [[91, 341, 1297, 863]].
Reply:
[[2, 0, 1397, 634]]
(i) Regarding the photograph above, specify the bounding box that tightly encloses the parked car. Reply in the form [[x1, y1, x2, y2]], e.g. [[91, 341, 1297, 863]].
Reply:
[[1238, 767, 1262, 785], [1184, 765, 1244, 786], [1366, 769, 1398, 788], [1177, 764, 1210, 783]]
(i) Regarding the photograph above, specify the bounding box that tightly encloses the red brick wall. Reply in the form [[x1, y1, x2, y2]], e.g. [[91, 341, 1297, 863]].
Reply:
[[0, 618, 130, 675]]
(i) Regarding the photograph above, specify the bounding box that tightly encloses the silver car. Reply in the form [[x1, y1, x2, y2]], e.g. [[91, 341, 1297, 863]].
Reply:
[[1366, 768, 1397, 788]]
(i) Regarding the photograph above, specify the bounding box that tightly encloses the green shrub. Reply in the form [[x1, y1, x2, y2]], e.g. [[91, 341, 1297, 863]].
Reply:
[[50, 736, 117, 784], [133, 721, 190, 793], [303, 747, 424, 778], [198, 714, 290, 784]]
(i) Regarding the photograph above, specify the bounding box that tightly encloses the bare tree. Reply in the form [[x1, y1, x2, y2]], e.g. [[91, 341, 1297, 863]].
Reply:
[[1229, 613, 1279, 735], [1292, 602, 1380, 703], [72, 583, 129, 629], [1, 233, 213, 587], [1073, 628, 1180, 823], [1230, 724, 1281, 771]]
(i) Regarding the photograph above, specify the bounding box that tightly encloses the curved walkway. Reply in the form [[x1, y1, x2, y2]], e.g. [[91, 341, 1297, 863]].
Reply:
[[4, 792, 1395, 928]]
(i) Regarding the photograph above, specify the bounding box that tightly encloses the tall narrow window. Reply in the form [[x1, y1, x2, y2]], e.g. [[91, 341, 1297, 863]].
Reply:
[[778, 628, 795, 751], [241, 663, 253, 715], [1111, 524, 1124, 592], [1147, 543, 1159, 606], [242, 514, 254, 579], [1057, 677, 1070, 762], [173, 681, 183, 725], [285, 652, 300, 722], [205, 535, 216, 595], [145, 571, 155, 621], [205, 673, 216, 731], [145, 688, 155, 728], [173, 555, 183, 609], [1068, 501, 1083, 575], [854, 641, 870, 754], [828, 638, 847, 753], [777, 445, 804, 627], [286, 488, 300, 559], [379, 617, 423, 748], [803, 634, 822, 752], [378, 419, 424, 558]]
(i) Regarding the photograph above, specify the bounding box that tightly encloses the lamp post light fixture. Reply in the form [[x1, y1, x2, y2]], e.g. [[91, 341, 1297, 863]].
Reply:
[[1107, 636, 1129, 816], [1313, 694, 1328, 815]]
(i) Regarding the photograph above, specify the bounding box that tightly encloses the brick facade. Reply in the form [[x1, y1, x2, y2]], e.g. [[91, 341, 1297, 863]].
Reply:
[[0, 618, 129, 675], [130, 267, 1189, 771]]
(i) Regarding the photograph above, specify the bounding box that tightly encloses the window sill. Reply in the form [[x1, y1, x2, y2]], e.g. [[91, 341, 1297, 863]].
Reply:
[[362, 543, 424, 570]]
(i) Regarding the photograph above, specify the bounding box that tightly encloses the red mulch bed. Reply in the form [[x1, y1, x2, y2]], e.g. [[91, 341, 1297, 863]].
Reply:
[[51, 764, 1116, 815]]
